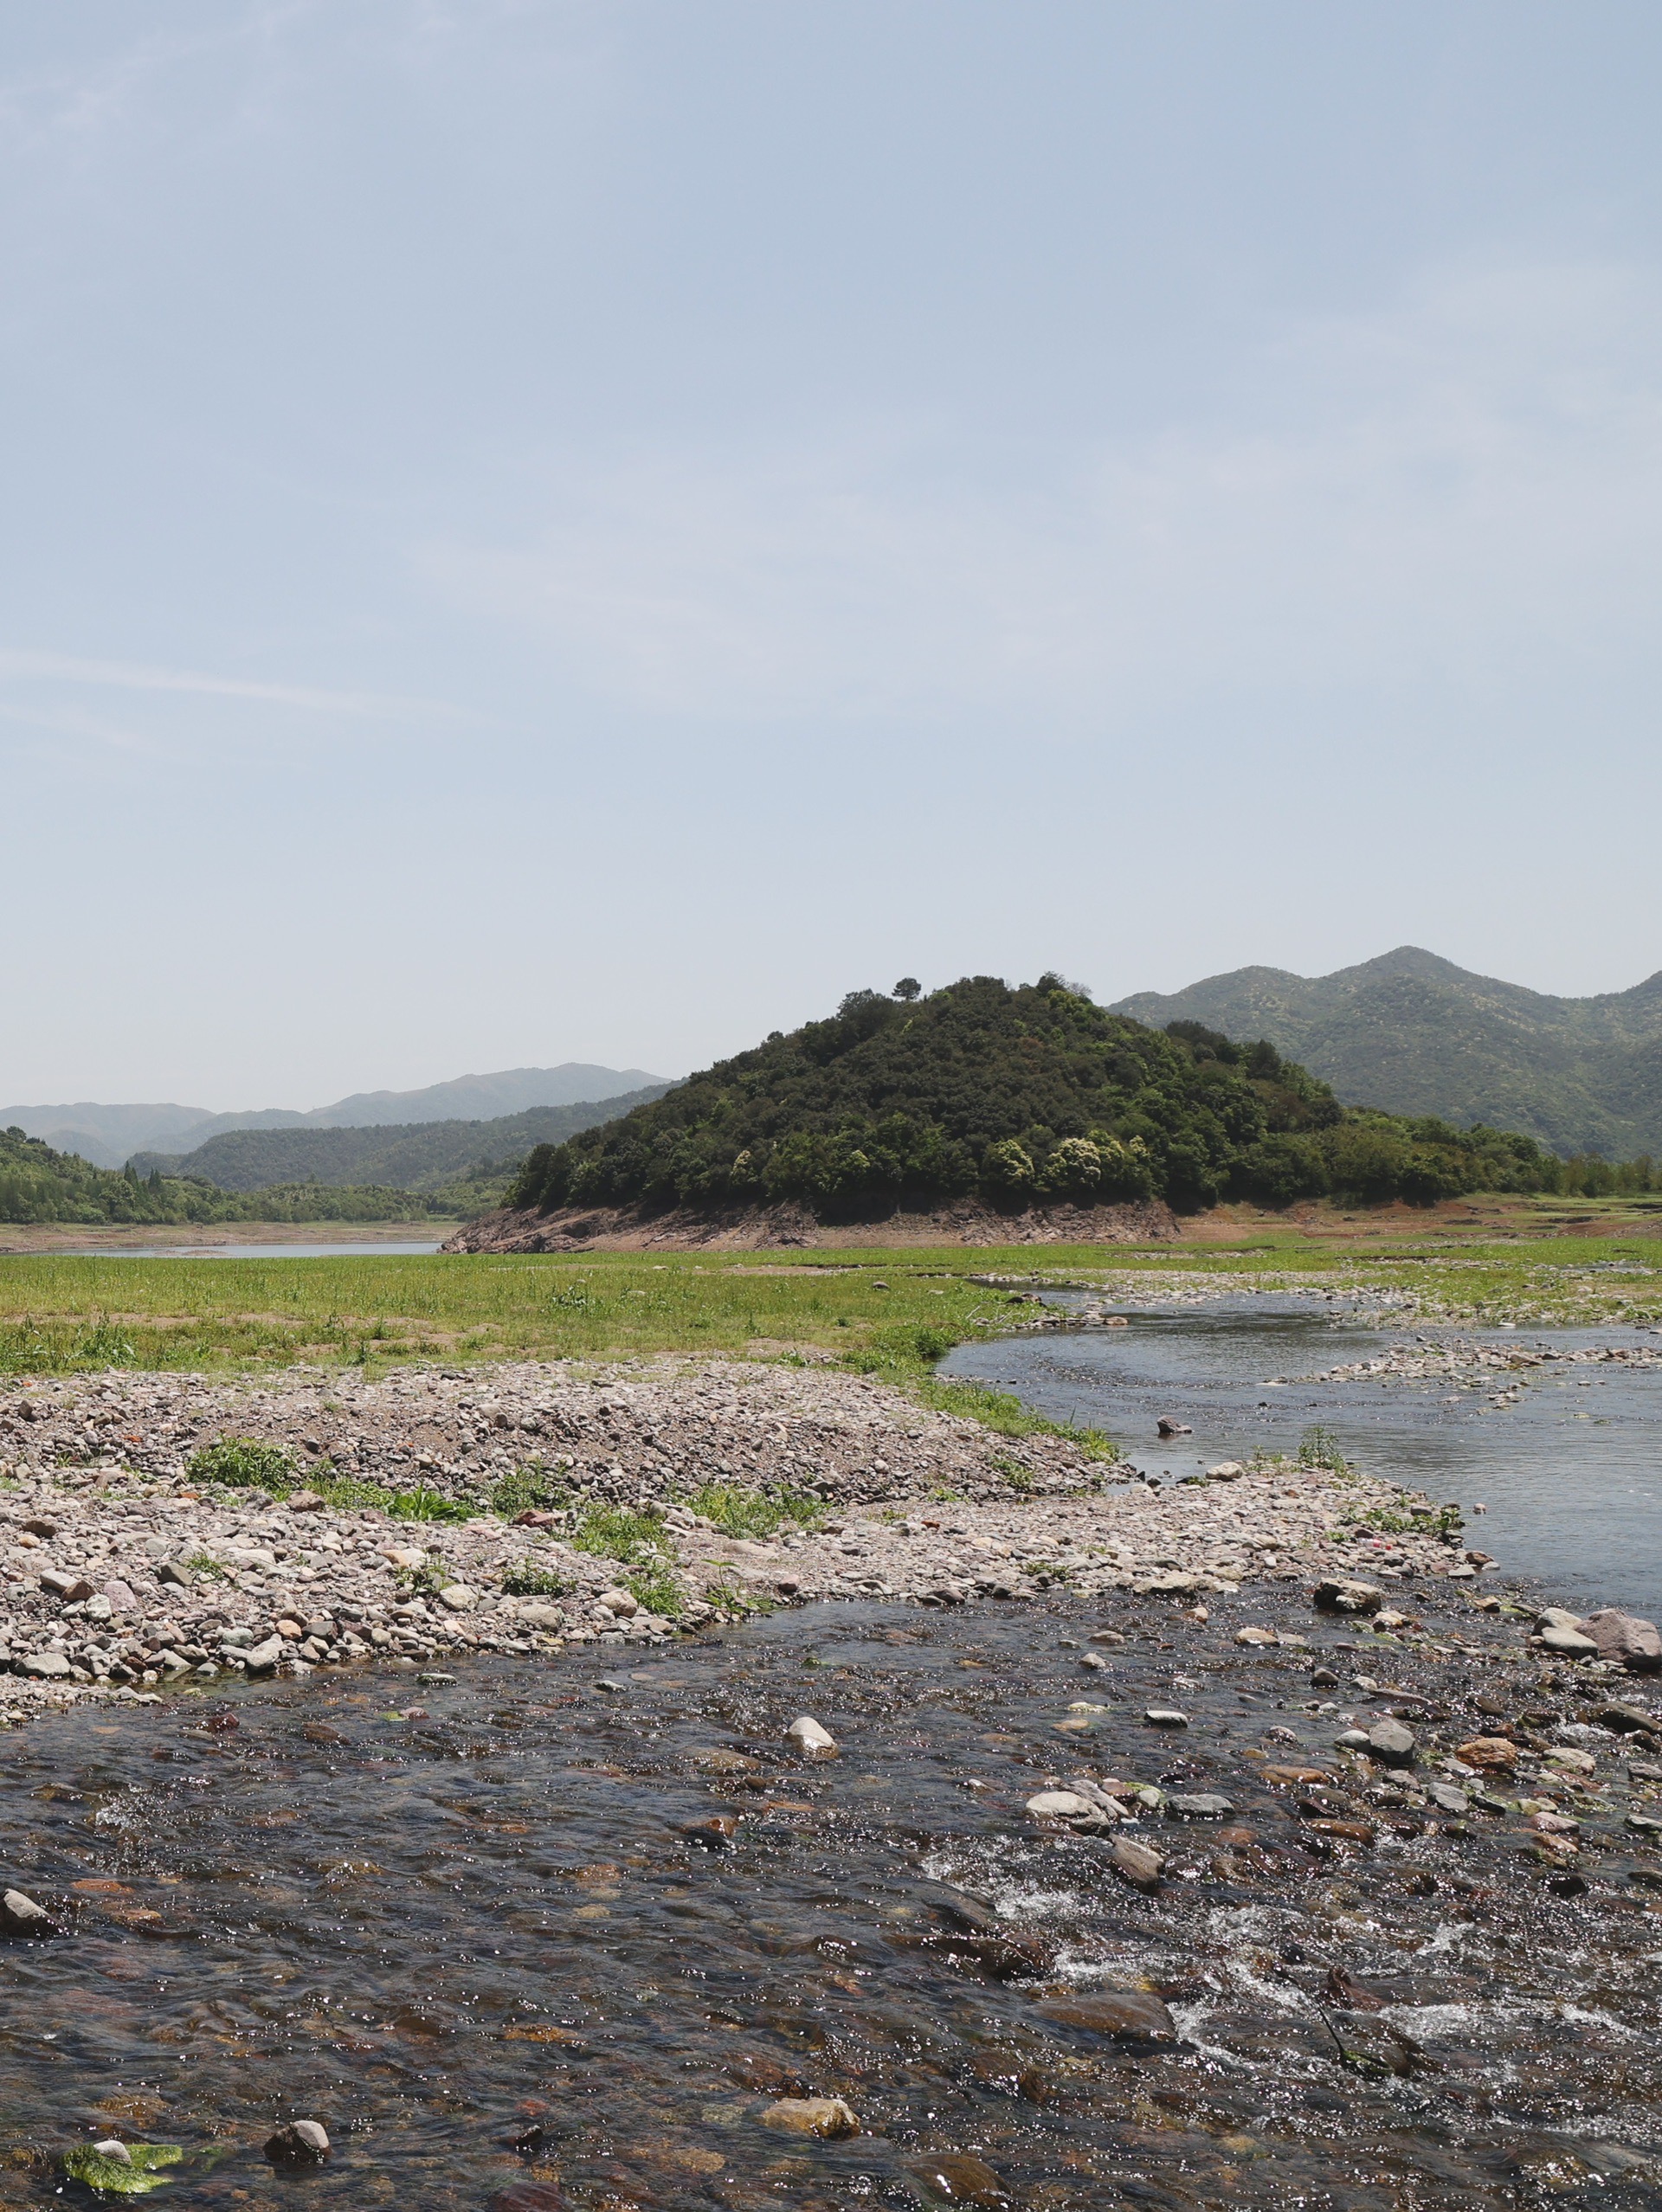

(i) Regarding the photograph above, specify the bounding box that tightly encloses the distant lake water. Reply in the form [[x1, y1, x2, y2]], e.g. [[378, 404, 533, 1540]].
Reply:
[[73, 1240, 448, 1258]]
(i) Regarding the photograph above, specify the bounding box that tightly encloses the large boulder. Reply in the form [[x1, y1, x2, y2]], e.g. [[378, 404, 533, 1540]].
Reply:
[[1577, 1610, 1662, 1672]]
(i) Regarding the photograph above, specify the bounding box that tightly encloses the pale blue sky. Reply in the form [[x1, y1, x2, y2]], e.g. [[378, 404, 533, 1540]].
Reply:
[[5, 3, 1660, 1107]]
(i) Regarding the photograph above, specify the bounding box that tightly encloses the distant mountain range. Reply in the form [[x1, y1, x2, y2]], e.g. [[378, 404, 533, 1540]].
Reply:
[[0, 1064, 669, 1170], [130, 1088, 673, 1194], [1111, 947, 1662, 1159]]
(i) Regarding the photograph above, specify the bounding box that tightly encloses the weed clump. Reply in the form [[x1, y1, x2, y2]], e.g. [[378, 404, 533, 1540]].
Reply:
[[187, 1437, 297, 1494]]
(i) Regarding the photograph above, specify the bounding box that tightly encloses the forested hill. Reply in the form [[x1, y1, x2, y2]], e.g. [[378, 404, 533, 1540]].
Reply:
[[1112, 947, 1662, 1159], [509, 975, 1566, 1223], [0, 1129, 453, 1227], [130, 1088, 672, 1193]]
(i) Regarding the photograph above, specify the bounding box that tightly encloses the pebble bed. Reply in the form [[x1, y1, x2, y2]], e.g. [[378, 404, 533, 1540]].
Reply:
[[0, 1360, 1491, 1707]]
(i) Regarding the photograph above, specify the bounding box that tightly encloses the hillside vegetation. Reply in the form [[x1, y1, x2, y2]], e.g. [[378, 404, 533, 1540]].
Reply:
[[509, 976, 1575, 1223], [0, 1128, 454, 1227], [1113, 945, 1662, 1160], [130, 1088, 670, 1196]]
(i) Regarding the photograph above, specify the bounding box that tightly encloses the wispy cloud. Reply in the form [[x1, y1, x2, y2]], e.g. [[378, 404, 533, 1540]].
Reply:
[[0, 645, 441, 719], [416, 260, 1662, 728]]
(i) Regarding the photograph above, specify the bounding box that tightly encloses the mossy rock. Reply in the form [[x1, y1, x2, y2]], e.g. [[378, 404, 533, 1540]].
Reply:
[[63, 2144, 184, 2195]]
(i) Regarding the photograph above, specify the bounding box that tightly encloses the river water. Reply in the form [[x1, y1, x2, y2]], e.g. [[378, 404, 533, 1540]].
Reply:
[[940, 1298, 1662, 1623], [4, 1301, 1662, 2208], [3, 1598, 1661, 2211]]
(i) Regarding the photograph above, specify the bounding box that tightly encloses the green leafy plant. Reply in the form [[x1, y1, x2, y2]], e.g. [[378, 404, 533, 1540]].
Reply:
[[298, 1472, 474, 1521], [987, 1451, 1035, 1493], [1341, 1500, 1464, 1539], [377, 1484, 473, 1523], [186, 1437, 297, 1494], [182, 1552, 228, 1581], [75, 1318, 137, 1366], [63, 2141, 183, 2195], [399, 1553, 455, 1595], [685, 1482, 824, 1539]]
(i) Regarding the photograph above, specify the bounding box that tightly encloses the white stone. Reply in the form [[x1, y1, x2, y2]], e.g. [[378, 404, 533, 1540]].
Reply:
[[1026, 1789, 1096, 1820], [787, 1714, 838, 1757]]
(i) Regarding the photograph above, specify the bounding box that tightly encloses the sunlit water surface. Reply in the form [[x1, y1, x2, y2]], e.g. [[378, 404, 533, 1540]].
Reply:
[[942, 1298, 1662, 1619]]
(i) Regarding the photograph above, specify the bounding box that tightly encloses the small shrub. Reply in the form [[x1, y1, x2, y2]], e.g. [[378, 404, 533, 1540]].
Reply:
[[183, 1552, 228, 1581], [500, 1560, 571, 1598], [572, 1504, 664, 1566], [188, 1437, 296, 1495]]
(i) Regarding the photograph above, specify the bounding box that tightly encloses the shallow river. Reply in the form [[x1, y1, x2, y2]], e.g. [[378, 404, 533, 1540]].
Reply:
[[941, 1299, 1662, 1621], [3, 1598, 1662, 2210]]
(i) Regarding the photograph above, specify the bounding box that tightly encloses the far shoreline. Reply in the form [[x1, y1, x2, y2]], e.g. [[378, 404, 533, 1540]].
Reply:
[[0, 1220, 458, 1257]]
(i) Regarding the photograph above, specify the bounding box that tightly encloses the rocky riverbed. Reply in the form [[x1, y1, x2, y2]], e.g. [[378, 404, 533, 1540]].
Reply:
[[0, 1358, 1542, 1707], [1, 1586, 1660, 2209]]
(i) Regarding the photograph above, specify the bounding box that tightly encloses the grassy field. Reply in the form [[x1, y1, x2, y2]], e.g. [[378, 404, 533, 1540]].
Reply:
[[0, 1190, 1657, 1389]]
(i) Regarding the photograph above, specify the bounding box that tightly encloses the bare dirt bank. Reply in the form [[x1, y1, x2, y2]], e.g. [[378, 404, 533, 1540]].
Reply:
[[443, 1196, 1179, 1253]]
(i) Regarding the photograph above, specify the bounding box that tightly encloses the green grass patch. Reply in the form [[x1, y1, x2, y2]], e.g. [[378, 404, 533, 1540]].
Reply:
[[183, 1552, 229, 1581], [315, 1478, 473, 1522], [184, 1440, 473, 1521]]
